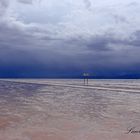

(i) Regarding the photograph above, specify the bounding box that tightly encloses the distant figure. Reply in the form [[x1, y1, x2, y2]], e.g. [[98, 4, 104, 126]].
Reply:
[[83, 73, 90, 85]]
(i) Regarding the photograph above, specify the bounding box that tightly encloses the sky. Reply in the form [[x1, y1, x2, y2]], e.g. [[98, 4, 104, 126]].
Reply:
[[0, 0, 140, 78]]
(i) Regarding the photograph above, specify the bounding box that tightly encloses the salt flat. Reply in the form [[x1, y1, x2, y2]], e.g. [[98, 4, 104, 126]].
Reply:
[[3, 79, 140, 93], [0, 79, 140, 140]]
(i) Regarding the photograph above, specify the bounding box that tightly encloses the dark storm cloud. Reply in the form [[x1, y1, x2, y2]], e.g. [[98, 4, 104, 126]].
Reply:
[[0, 0, 140, 78], [1, 20, 140, 76], [61, 31, 140, 74]]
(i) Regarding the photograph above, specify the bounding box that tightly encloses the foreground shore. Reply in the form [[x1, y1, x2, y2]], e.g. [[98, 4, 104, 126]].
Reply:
[[0, 79, 140, 140]]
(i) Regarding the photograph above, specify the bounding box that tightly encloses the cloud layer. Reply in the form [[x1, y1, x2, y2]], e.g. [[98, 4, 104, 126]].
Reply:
[[0, 0, 140, 77]]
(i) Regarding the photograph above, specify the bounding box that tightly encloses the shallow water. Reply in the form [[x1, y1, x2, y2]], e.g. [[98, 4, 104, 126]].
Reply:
[[0, 79, 140, 140]]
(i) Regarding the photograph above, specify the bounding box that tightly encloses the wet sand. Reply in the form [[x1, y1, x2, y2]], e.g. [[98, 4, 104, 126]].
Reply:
[[0, 79, 140, 140]]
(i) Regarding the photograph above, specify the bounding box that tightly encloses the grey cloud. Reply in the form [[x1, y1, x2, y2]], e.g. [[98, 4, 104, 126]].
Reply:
[[0, 0, 9, 7], [0, 0, 9, 15], [112, 14, 128, 24], [128, 30, 140, 47], [82, 31, 140, 52], [17, 0, 33, 4], [83, 0, 92, 10]]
